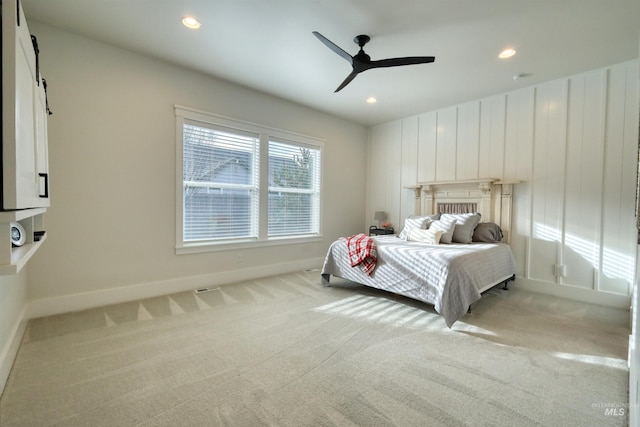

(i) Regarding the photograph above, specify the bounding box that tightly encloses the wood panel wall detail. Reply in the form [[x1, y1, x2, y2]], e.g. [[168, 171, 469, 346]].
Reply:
[[368, 60, 639, 299]]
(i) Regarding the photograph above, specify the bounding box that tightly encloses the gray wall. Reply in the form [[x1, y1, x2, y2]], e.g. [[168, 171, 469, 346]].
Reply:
[[24, 22, 367, 316]]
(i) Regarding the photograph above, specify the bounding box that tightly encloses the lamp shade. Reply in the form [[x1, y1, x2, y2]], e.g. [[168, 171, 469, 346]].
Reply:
[[373, 211, 387, 221]]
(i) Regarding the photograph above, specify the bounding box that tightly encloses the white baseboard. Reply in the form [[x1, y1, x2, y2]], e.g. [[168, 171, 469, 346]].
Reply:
[[515, 277, 631, 310], [26, 257, 326, 319], [26, 264, 632, 320], [0, 305, 28, 396]]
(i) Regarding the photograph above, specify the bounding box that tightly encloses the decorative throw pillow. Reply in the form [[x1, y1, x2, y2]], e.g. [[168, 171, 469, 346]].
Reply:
[[408, 214, 440, 226], [472, 222, 504, 242], [398, 215, 436, 240], [441, 213, 482, 244], [407, 228, 443, 244], [428, 218, 456, 244]]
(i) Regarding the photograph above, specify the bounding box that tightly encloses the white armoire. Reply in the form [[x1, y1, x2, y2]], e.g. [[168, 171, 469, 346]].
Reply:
[[0, 0, 50, 273]]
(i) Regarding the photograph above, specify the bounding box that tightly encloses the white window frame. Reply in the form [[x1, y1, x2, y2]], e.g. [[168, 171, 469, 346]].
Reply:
[[267, 138, 321, 238], [182, 121, 260, 243], [175, 105, 324, 254]]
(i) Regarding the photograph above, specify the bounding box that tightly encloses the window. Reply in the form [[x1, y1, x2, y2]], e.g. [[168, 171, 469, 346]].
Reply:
[[176, 106, 323, 253], [268, 140, 320, 237], [182, 123, 259, 242]]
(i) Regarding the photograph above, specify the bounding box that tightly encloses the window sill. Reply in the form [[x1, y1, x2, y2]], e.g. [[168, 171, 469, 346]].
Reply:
[[176, 234, 323, 255]]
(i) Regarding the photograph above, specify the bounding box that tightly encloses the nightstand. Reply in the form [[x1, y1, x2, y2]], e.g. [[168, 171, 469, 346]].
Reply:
[[369, 226, 394, 236]]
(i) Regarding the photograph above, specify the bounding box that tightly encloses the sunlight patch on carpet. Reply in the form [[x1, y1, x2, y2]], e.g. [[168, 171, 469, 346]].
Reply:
[[551, 351, 627, 370], [313, 294, 442, 328]]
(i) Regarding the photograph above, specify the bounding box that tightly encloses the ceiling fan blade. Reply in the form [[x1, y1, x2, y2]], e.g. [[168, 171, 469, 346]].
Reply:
[[369, 56, 436, 69], [312, 31, 353, 64], [334, 70, 360, 93]]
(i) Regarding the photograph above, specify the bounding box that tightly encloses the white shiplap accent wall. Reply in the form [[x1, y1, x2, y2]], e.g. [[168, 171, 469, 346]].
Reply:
[[368, 121, 401, 226], [416, 112, 437, 183], [400, 117, 419, 222], [367, 60, 639, 305], [504, 88, 534, 182], [436, 107, 458, 182], [457, 101, 480, 181], [479, 95, 506, 180], [600, 63, 638, 296], [564, 70, 605, 290], [530, 79, 567, 286]]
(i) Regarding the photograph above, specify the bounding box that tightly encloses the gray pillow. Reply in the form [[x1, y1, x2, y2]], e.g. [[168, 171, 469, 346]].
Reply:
[[441, 213, 481, 244], [472, 222, 504, 242]]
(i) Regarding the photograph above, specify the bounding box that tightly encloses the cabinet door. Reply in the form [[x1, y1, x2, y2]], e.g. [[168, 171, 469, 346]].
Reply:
[[34, 78, 50, 205], [2, 0, 48, 209]]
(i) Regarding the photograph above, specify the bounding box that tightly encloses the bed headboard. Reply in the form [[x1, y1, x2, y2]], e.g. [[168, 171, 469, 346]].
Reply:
[[405, 179, 516, 243]]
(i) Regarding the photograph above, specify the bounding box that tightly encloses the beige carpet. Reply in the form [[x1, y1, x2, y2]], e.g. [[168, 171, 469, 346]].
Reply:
[[0, 270, 630, 426]]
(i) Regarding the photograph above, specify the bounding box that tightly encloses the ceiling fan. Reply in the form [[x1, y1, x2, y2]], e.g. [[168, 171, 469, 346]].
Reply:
[[312, 31, 436, 93]]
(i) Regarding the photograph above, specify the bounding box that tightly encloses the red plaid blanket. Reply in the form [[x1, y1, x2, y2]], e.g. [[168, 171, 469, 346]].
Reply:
[[343, 233, 377, 276]]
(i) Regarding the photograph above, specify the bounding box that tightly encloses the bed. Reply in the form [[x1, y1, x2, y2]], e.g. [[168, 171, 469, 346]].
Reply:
[[321, 179, 518, 327]]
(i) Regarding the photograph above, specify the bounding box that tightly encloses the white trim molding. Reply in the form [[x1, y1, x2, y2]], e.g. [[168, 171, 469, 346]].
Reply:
[[27, 258, 325, 319], [515, 276, 631, 310], [0, 305, 28, 395]]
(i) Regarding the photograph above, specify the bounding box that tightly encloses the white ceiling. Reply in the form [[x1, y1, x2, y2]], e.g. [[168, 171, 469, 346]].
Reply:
[[21, 0, 640, 126]]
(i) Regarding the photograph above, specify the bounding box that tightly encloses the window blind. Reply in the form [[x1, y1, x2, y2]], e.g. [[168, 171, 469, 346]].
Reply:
[[183, 122, 259, 241], [268, 139, 320, 236]]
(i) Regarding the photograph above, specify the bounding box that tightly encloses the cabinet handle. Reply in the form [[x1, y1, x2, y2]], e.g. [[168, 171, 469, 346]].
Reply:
[[39, 173, 49, 198], [30, 35, 40, 86], [43, 79, 53, 116]]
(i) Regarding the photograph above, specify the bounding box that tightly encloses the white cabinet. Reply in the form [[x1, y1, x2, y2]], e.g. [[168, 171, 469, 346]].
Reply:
[[0, 0, 50, 274], [2, 0, 50, 210]]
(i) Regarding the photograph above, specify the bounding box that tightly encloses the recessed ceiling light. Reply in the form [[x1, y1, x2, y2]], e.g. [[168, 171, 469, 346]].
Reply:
[[366, 97, 377, 104], [182, 16, 201, 29], [498, 48, 516, 59]]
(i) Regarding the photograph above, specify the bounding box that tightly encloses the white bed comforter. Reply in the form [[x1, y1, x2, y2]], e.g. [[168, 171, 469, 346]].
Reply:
[[321, 235, 516, 327]]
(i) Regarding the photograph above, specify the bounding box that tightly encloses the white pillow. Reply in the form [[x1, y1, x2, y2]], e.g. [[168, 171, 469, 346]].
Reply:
[[429, 218, 456, 244], [398, 216, 432, 240], [407, 228, 443, 245], [440, 213, 481, 244], [408, 214, 440, 226]]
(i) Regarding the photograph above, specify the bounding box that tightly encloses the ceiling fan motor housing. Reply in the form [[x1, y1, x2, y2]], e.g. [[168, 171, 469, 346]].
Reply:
[[354, 34, 370, 47]]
